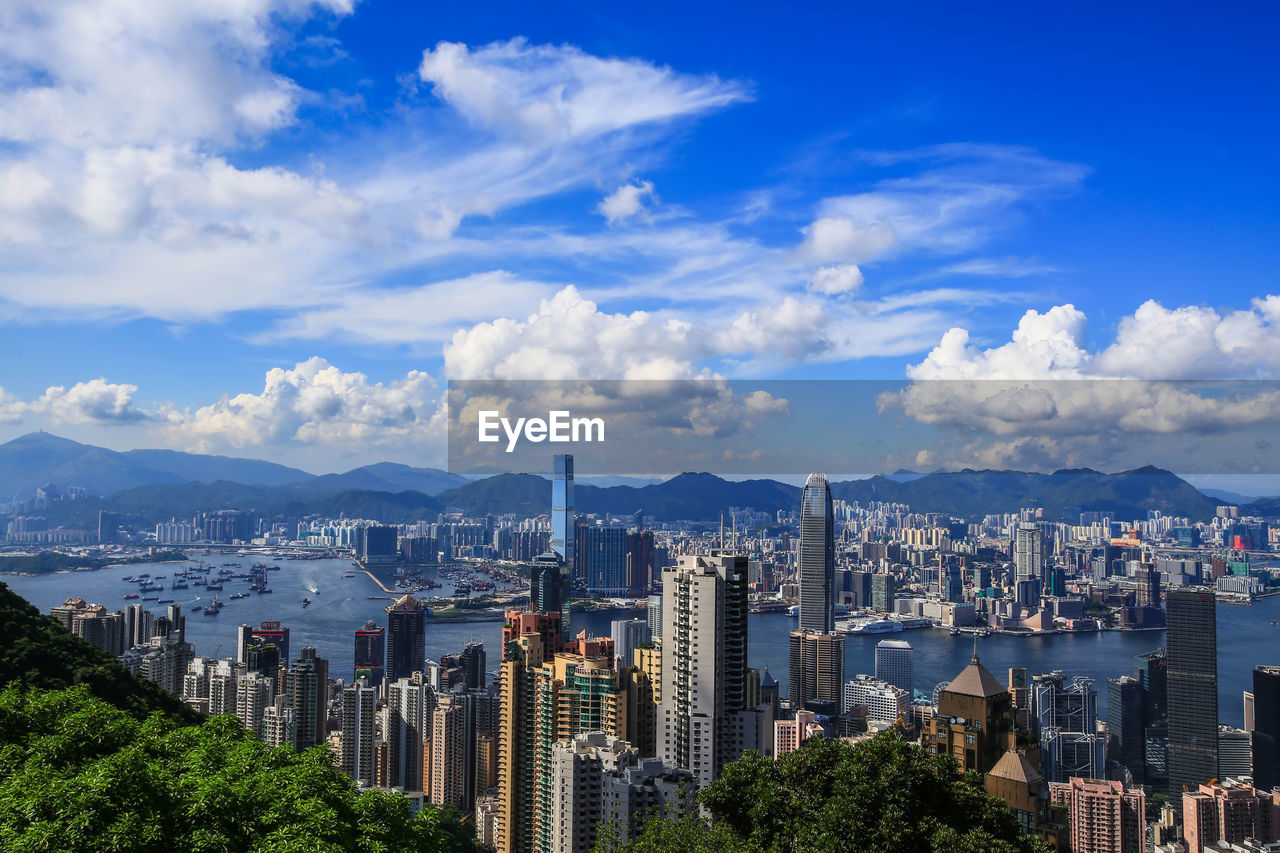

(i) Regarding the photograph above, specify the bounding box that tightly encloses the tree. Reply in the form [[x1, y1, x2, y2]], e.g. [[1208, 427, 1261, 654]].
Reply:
[[0, 685, 475, 852], [604, 732, 1052, 853]]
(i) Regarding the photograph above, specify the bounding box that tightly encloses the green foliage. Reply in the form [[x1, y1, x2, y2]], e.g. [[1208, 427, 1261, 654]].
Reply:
[[0, 581, 200, 724], [0, 685, 468, 852], [0, 550, 188, 576], [606, 732, 1052, 853]]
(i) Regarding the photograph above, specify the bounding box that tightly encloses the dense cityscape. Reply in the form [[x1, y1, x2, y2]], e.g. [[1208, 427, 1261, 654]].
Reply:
[[4, 449, 1278, 852]]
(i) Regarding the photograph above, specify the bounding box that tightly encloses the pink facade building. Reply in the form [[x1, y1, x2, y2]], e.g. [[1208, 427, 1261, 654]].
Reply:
[[1182, 780, 1280, 852], [774, 710, 822, 757], [1047, 777, 1145, 853]]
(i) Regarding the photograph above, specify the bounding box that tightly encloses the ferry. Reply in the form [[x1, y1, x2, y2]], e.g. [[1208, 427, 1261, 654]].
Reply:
[[838, 618, 904, 635]]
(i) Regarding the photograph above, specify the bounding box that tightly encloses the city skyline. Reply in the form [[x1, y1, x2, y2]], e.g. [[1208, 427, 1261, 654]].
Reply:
[[0, 3, 1276, 475]]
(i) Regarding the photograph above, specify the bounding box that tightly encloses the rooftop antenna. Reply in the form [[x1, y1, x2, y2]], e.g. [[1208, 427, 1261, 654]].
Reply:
[[719, 513, 724, 550]]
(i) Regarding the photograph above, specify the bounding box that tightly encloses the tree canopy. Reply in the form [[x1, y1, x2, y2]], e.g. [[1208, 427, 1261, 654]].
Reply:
[[0, 685, 467, 852], [600, 732, 1051, 853]]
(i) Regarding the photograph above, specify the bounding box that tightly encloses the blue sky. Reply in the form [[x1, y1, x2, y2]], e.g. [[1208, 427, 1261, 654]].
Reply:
[[0, 0, 1277, 475]]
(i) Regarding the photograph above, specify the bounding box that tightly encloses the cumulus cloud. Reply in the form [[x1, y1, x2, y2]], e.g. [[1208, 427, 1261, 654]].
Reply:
[[162, 358, 444, 451], [887, 294, 1280, 473], [807, 264, 864, 295], [598, 181, 657, 224], [0, 379, 148, 425]]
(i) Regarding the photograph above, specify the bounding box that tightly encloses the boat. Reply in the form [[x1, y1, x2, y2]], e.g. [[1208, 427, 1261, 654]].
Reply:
[[203, 605, 221, 615], [301, 597, 312, 607], [841, 618, 904, 635], [158, 599, 174, 604], [123, 593, 139, 599], [230, 592, 248, 600], [143, 596, 159, 601], [256, 587, 273, 594]]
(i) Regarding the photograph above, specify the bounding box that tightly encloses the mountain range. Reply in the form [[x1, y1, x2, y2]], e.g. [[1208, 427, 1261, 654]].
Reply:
[[2, 432, 1273, 527]]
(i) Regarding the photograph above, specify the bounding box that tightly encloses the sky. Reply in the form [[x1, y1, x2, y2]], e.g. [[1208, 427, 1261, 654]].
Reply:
[[0, 0, 1277, 480]]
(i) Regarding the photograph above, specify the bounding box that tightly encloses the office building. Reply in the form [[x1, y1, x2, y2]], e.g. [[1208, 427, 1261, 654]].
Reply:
[[1252, 665, 1280, 791], [1032, 671, 1103, 784], [875, 639, 914, 695], [843, 675, 909, 725], [610, 619, 650, 675], [1218, 726, 1253, 779], [921, 646, 1016, 774], [658, 553, 760, 789], [1107, 676, 1146, 781], [251, 621, 290, 668], [459, 641, 487, 690], [551, 453, 575, 569], [353, 621, 386, 688], [871, 573, 896, 613], [385, 595, 426, 684], [1166, 588, 1219, 795], [341, 679, 378, 787], [97, 510, 118, 544], [797, 473, 834, 632], [774, 709, 823, 756], [580, 523, 629, 596], [1048, 777, 1145, 853]]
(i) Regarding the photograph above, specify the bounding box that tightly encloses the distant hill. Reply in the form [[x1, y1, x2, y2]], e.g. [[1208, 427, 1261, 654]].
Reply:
[[578, 472, 802, 521], [0, 432, 311, 499], [434, 473, 555, 516], [830, 466, 1223, 520], [0, 432, 465, 502], [293, 462, 466, 498]]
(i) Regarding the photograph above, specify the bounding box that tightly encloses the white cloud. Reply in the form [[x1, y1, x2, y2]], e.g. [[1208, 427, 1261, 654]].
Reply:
[[807, 264, 864, 295], [598, 181, 657, 224], [161, 358, 443, 452], [418, 39, 750, 143], [0, 379, 148, 425], [799, 145, 1087, 264], [907, 304, 1090, 380], [889, 294, 1280, 472]]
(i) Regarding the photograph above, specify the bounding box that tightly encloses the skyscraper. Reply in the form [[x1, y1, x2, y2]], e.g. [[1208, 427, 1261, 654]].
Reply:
[[286, 646, 328, 749], [1015, 523, 1044, 588], [1108, 675, 1146, 782], [875, 639, 914, 695], [459, 641, 487, 690], [385, 595, 426, 684], [1251, 665, 1280, 791], [871, 573, 896, 613], [551, 453, 574, 569], [797, 473, 834, 633], [1166, 588, 1218, 795], [354, 620, 386, 688], [658, 552, 760, 789], [788, 629, 844, 713], [251, 621, 290, 667]]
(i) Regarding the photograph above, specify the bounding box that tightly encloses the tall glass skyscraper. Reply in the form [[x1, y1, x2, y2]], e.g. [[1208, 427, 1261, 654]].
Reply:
[[385, 594, 426, 684], [798, 472, 834, 633], [551, 454, 575, 569], [1166, 588, 1218, 795]]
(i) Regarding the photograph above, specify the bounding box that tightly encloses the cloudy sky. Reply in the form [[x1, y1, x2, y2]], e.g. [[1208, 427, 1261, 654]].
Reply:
[[0, 1, 1277, 476]]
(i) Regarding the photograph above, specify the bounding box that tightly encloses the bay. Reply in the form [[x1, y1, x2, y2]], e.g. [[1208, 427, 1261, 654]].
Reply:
[[6, 557, 1277, 728]]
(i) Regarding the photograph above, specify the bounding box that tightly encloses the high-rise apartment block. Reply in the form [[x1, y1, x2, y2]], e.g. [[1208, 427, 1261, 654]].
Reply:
[[385, 595, 426, 685], [658, 553, 761, 789], [1048, 777, 1145, 853]]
